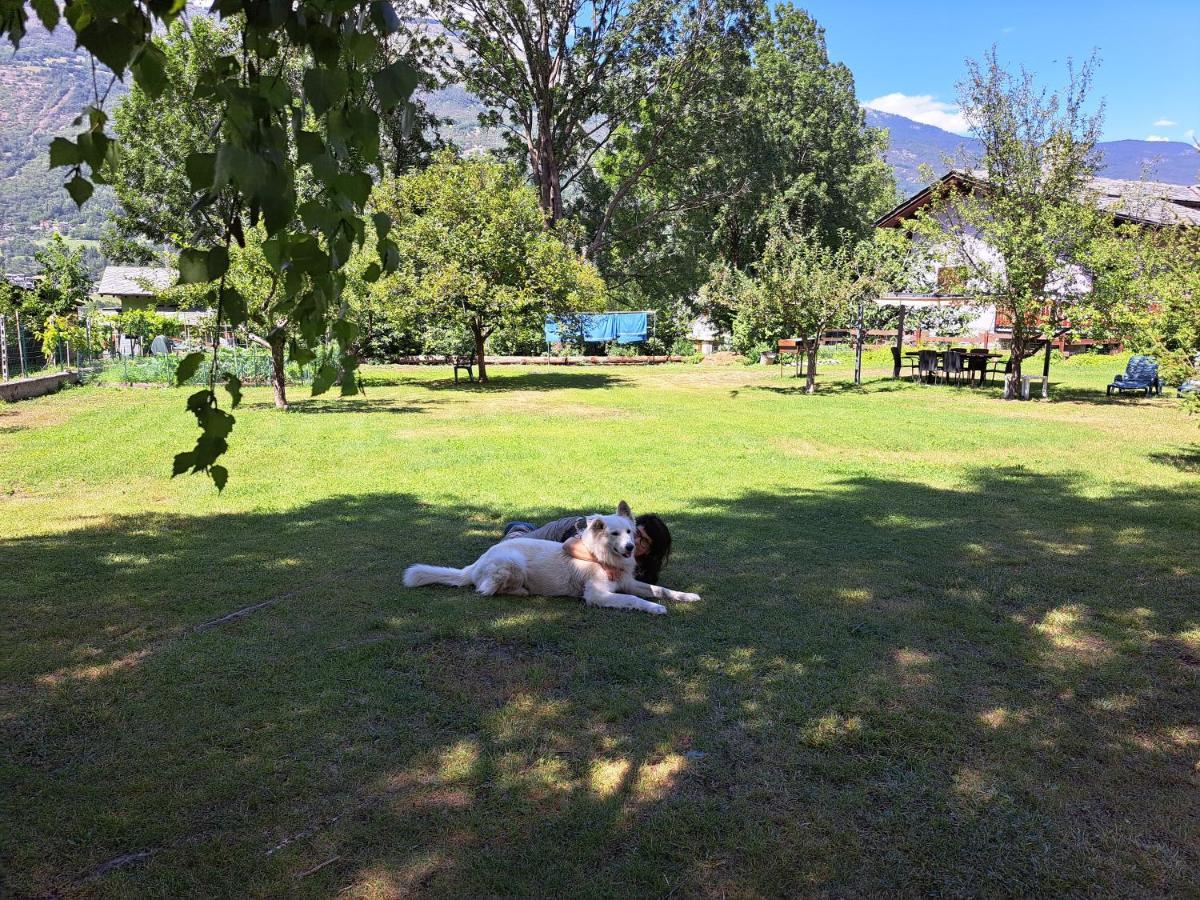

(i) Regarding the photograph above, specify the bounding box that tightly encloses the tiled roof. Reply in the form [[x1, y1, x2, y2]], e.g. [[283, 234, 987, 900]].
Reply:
[[94, 266, 177, 297]]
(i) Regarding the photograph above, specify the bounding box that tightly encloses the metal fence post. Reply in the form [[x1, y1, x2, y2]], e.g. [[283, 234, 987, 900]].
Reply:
[[1, 315, 8, 381], [15, 310, 26, 377]]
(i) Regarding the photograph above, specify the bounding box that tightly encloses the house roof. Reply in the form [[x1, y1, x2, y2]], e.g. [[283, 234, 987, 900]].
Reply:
[[94, 266, 177, 297], [875, 170, 1200, 229], [3, 273, 37, 291]]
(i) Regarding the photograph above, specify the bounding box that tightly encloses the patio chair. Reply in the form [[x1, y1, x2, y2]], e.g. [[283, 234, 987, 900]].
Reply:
[[964, 353, 989, 386], [917, 349, 941, 384], [944, 350, 966, 386], [891, 346, 917, 380], [1107, 355, 1160, 397], [986, 357, 1012, 387], [453, 349, 477, 384]]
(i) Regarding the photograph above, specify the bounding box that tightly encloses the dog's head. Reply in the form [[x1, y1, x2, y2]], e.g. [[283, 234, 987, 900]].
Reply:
[[579, 501, 637, 562]]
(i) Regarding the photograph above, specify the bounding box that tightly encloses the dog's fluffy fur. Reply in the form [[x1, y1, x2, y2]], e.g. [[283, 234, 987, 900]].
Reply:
[[403, 501, 701, 615]]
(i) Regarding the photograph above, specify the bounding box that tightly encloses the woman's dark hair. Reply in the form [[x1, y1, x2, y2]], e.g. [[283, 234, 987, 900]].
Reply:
[[634, 513, 672, 584]]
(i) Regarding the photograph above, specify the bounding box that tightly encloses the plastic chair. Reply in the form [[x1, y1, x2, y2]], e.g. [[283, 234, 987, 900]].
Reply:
[[1107, 355, 1160, 397]]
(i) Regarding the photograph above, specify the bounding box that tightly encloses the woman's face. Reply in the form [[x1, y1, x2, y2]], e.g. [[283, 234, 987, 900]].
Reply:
[[634, 525, 652, 558]]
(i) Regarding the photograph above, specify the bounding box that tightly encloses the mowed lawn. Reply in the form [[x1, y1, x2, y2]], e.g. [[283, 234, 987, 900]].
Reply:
[[2, 360, 1199, 898]]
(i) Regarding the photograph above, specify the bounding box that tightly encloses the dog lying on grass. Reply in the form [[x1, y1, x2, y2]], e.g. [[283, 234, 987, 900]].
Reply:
[[403, 501, 701, 615]]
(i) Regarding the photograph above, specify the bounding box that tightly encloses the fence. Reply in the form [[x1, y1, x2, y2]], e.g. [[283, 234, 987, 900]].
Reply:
[[0, 313, 46, 380]]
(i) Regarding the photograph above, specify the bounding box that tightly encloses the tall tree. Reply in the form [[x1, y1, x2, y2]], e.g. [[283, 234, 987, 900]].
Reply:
[[589, 2, 895, 302], [912, 48, 1110, 400], [441, 0, 751, 251], [372, 153, 605, 382]]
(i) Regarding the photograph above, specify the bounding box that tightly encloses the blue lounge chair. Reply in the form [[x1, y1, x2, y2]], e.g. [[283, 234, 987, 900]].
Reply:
[[1107, 355, 1161, 397], [1178, 352, 1200, 396]]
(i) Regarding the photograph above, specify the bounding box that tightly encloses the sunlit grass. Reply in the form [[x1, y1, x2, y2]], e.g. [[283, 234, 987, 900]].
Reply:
[[2, 357, 1198, 896]]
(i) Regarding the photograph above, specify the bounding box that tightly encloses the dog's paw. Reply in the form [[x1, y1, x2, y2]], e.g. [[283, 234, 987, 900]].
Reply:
[[676, 592, 702, 603], [645, 602, 668, 615]]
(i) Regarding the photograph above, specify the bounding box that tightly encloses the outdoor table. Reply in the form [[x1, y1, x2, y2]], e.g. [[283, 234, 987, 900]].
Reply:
[[903, 350, 1003, 385]]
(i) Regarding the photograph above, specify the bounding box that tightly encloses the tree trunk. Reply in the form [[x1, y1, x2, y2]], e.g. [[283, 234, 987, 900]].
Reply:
[[1004, 329, 1024, 400], [471, 323, 488, 384], [805, 342, 818, 394], [269, 333, 288, 409]]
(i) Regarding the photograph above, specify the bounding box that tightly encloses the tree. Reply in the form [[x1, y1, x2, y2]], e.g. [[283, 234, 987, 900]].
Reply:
[[587, 2, 895, 303], [912, 49, 1112, 400], [441, 0, 752, 252], [1, 0, 423, 488], [372, 153, 605, 382], [727, 228, 892, 393], [108, 16, 236, 255], [23, 234, 92, 338]]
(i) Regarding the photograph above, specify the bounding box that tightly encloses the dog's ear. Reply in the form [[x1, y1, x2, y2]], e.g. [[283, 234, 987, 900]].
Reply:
[[589, 516, 606, 532], [617, 500, 633, 520]]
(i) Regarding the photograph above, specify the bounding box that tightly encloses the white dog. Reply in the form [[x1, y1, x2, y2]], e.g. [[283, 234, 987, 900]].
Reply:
[[403, 501, 701, 615]]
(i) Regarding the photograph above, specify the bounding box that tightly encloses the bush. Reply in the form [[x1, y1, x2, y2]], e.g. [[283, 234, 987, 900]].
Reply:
[[670, 337, 697, 357]]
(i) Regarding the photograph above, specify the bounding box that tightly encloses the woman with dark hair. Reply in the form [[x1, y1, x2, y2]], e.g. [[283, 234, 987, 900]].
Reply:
[[501, 512, 672, 584]]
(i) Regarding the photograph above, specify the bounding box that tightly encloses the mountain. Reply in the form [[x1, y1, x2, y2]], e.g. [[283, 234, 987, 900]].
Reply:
[[866, 108, 1200, 197], [1, 21, 1196, 272]]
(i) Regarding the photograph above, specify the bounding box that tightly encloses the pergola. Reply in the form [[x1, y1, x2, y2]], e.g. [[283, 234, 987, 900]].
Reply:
[[872, 293, 974, 378]]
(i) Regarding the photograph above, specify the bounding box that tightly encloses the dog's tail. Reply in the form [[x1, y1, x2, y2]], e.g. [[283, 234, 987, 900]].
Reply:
[[403, 564, 470, 588]]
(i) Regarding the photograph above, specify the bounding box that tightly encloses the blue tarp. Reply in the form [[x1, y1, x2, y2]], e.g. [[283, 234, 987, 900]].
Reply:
[[544, 311, 649, 345]]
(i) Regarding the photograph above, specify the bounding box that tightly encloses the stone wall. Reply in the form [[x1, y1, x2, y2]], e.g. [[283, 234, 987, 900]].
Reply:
[[0, 370, 79, 403]]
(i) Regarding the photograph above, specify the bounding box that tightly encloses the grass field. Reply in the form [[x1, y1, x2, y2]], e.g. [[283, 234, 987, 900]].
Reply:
[[2, 359, 1199, 897]]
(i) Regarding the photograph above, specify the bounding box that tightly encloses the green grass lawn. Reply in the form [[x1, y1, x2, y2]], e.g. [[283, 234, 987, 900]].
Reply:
[[2, 360, 1198, 897]]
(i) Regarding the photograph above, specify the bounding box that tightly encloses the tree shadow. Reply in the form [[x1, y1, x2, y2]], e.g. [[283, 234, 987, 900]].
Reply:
[[413, 370, 630, 392], [4, 471, 1199, 896], [241, 398, 443, 415], [1149, 444, 1200, 472]]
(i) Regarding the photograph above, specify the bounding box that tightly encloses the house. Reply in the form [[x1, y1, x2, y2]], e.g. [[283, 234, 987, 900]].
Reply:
[[92, 266, 178, 315], [688, 315, 728, 355], [873, 171, 1200, 350]]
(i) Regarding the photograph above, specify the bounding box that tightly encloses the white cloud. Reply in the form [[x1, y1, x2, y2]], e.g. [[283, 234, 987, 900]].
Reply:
[[1145, 134, 1171, 142], [864, 93, 970, 135], [1153, 118, 1176, 127]]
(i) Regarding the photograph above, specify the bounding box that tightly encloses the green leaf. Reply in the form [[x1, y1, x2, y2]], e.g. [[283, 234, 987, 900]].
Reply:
[[175, 351, 206, 385], [185, 152, 215, 192], [334, 172, 372, 208], [177, 248, 210, 284], [220, 287, 248, 328], [223, 374, 243, 409], [370, 0, 401, 35], [65, 175, 93, 207], [172, 450, 196, 476], [208, 245, 229, 280], [311, 362, 339, 396], [49, 138, 79, 168], [295, 131, 325, 165], [77, 20, 138, 75], [303, 67, 348, 117], [372, 59, 418, 111], [372, 212, 391, 240], [363, 262, 381, 283], [209, 464, 228, 492], [131, 42, 168, 98], [30, 0, 60, 30]]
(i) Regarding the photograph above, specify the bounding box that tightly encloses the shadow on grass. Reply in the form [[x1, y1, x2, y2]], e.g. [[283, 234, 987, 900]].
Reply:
[[3, 471, 1199, 895], [241, 397, 444, 415], [412, 369, 630, 392], [1149, 444, 1200, 472]]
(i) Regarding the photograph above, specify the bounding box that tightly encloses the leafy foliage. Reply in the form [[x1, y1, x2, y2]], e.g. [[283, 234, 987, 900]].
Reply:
[[910, 48, 1119, 399], [0, 0, 423, 487], [370, 153, 605, 381]]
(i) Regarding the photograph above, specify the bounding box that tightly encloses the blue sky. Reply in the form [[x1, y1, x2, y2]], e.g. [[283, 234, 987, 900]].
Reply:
[[797, 0, 1199, 143]]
